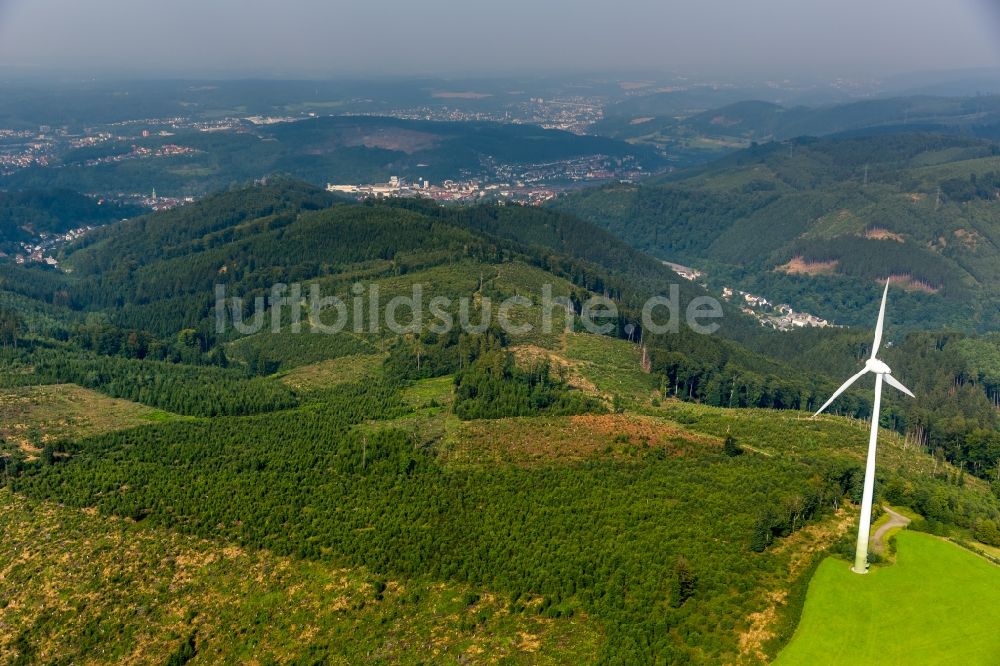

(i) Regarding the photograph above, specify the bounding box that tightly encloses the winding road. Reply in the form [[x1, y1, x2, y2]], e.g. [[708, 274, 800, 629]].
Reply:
[[872, 506, 912, 554]]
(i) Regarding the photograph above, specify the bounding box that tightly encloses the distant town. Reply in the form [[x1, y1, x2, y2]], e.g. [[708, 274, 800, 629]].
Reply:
[[0, 97, 642, 208], [328, 176, 561, 205], [346, 95, 605, 134], [325, 154, 641, 206], [664, 260, 833, 330], [9, 225, 92, 268], [2, 188, 195, 269]]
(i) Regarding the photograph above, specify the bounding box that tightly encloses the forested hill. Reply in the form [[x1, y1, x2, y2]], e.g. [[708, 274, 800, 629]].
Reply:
[[593, 94, 1000, 148], [1, 176, 999, 662], [0, 178, 817, 427], [42, 179, 755, 341], [0, 178, 868, 426], [552, 132, 1000, 331], [4, 178, 1000, 483], [1, 115, 664, 196], [0, 188, 138, 252], [64, 179, 343, 273]]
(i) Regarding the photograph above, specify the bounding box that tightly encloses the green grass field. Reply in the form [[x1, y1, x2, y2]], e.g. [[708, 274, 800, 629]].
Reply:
[[776, 531, 1000, 665]]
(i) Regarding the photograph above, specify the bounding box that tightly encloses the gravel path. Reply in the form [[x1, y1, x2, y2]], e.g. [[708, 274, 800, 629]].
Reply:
[[872, 506, 911, 554]]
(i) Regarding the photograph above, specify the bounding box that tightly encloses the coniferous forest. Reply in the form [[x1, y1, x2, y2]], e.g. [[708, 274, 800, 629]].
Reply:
[[6, 1, 1000, 659], [1, 157, 1000, 663]]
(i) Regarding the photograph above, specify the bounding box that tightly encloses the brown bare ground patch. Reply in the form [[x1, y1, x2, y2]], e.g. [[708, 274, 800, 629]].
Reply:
[[879, 274, 939, 294], [510, 345, 601, 397], [340, 127, 441, 154], [908, 192, 927, 202], [449, 413, 719, 466], [953, 227, 984, 249], [738, 509, 855, 662], [0, 384, 173, 460], [740, 590, 785, 663], [280, 353, 384, 392], [864, 228, 904, 242], [567, 414, 711, 446], [776, 256, 839, 276], [518, 631, 541, 652], [771, 508, 855, 569]]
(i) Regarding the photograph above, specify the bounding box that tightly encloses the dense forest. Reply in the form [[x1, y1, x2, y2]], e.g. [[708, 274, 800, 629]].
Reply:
[[451, 332, 603, 419], [0, 177, 999, 662], [0, 179, 997, 483], [0, 188, 138, 253], [0, 376, 906, 662], [644, 321, 1000, 486], [7, 361, 998, 663], [552, 133, 1000, 331]]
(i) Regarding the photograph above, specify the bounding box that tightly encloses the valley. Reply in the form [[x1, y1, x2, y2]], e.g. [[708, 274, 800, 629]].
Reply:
[[2, 73, 1000, 664], [552, 133, 1000, 331]]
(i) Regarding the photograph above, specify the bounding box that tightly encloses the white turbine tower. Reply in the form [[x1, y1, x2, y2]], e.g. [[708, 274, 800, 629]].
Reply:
[[813, 280, 914, 574]]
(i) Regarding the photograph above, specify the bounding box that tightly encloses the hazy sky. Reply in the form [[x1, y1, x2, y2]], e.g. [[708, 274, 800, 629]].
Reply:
[[1, 0, 998, 78]]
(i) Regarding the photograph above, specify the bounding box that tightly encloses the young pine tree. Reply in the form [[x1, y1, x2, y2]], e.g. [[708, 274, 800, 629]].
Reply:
[[670, 556, 696, 607]]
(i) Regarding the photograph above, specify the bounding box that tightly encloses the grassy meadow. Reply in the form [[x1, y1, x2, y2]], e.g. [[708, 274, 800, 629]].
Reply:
[[776, 531, 1000, 665]]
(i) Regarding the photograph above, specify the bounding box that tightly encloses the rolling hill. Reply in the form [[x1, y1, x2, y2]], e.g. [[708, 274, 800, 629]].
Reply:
[[1, 115, 663, 197], [4, 329, 998, 664], [0, 178, 998, 663], [0, 188, 138, 254], [552, 132, 1000, 331], [592, 94, 1000, 166], [598, 95, 1000, 142]]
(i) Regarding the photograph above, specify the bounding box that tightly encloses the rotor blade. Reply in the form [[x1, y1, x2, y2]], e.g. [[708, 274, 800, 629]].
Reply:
[[813, 367, 870, 417], [884, 373, 915, 398], [871, 279, 890, 359]]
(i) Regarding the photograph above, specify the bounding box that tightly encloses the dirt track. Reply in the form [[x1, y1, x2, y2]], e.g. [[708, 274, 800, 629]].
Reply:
[[872, 506, 911, 553]]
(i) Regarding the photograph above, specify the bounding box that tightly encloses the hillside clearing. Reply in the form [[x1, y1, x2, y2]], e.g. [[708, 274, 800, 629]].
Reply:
[[776, 257, 839, 276], [0, 384, 178, 458], [444, 412, 719, 467], [279, 353, 386, 392], [0, 490, 602, 664]]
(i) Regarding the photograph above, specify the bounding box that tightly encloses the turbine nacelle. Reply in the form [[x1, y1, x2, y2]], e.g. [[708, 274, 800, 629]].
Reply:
[[864, 358, 892, 375], [812, 280, 914, 419]]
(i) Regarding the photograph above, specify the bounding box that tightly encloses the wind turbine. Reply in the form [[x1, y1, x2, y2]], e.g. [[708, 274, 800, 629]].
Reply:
[[813, 280, 914, 574]]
